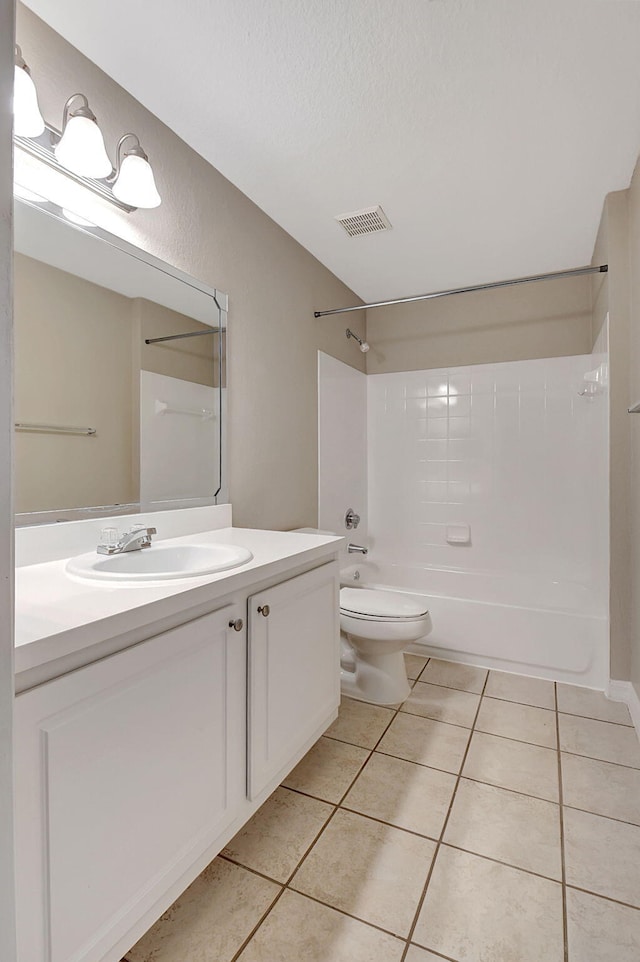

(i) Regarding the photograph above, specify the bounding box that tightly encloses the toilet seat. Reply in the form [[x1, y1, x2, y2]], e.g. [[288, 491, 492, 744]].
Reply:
[[340, 587, 429, 622]]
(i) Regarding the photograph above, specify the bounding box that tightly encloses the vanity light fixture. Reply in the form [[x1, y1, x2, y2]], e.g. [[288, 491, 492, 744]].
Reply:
[[14, 45, 45, 138], [12, 46, 162, 213], [54, 94, 112, 179], [110, 134, 161, 209]]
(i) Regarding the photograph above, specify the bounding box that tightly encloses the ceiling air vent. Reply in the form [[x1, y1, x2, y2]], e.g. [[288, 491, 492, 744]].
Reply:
[[335, 205, 392, 238]]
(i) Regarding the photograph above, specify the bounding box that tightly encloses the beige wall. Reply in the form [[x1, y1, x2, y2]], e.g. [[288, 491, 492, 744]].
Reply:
[[136, 300, 216, 388], [365, 275, 592, 375], [0, 0, 16, 956], [16, 4, 364, 531], [590, 192, 632, 683], [14, 253, 135, 512]]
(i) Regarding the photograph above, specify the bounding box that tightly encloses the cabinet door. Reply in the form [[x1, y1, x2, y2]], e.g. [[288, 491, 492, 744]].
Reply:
[[15, 604, 245, 962], [248, 562, 340, 799]]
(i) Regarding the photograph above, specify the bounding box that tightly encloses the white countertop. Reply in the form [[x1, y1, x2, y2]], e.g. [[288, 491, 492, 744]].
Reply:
[[15, 526, 343, 678]]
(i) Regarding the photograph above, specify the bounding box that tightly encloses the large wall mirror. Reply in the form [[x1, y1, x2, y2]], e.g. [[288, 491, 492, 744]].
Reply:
[[13, 197, 227, 524]]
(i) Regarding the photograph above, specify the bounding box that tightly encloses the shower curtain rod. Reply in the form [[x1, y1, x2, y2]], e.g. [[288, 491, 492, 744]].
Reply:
[[313, 264, 608, 318], [145, 328, 220, 345]]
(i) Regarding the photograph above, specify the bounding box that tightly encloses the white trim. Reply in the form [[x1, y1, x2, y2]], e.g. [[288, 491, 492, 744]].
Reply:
[[608, 679, 640, 737], [0, 1, 17, 958]]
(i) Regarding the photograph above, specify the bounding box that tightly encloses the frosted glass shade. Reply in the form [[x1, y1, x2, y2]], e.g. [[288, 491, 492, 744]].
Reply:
[[14, 65, 45, 137], [113, 153, 161, 208], [55, 115, 112, 178]]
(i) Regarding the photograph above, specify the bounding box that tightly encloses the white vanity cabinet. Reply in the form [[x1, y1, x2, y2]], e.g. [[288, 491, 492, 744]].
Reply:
[[248, 562, 340, 799], [15, 603, 247, 962], [14, 554, 340, 962]]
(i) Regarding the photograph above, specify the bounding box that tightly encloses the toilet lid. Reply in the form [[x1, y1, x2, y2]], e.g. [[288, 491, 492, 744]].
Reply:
[[340, 587, 429, 620]]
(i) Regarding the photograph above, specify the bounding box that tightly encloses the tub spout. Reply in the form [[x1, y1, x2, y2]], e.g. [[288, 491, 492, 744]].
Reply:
[[347, 543, 368, 555]]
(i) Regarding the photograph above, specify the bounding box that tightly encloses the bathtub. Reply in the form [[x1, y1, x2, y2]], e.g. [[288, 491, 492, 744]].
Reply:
[[341, 559, 609, 688]]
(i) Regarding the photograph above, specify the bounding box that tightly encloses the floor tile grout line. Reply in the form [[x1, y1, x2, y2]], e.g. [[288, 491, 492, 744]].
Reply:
[[221, 848, 415, 945], [407, 945, 459, 962], [380, 704, 640, 756], [226, 879, 286, 962], [559, 746, 640, 771], [565, 882, 640, 913], [555, 682, 569, 962], [221, 851, 411, 944], [430, 841, 563, 885], [401, 709, 554, 746], [225, 797, 344, 962], [418, 675, 635, 728], [286, 884, 409, 942], [398, 669, 491, 962], [286, 759, 566, 809], [373, 746, 477, 779], [282, 716, 395, 889], [557, 710, 634, 729], [410, 678, 487, 697], [228, 801, 570, 888], [562, 801, 640, 829], [283, 733, 376, 808]]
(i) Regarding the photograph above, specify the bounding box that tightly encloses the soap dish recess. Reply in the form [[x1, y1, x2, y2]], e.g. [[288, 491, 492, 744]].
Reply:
[[446, 524, 471, 545]]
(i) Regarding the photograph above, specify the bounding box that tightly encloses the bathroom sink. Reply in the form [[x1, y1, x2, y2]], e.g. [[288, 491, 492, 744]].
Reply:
[[66, 543, 253, 584]]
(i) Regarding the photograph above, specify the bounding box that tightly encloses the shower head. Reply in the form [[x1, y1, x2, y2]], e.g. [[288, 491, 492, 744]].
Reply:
[[346, 328, 370, 353]]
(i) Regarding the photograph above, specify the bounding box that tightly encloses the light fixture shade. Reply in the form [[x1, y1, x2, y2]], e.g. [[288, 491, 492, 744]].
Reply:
[[112, 153, 161, 208], [55, 115, 112, 179], [14, 64, 45, 137]]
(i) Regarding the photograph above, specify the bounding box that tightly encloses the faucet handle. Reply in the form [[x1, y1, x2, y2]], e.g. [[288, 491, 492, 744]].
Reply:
[[99, 526, 120, 548], [130, 523, 157, 536], [345, 508, 361, 530]]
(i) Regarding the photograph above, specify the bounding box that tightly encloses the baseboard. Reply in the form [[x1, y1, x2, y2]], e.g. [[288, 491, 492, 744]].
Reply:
[[608, 679, 640, 737]]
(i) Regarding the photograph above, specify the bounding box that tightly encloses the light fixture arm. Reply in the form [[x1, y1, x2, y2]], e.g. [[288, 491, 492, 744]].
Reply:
[[15, 44, 28, 71], [60, 93, 97, 133], [108, 133, 148, 183]]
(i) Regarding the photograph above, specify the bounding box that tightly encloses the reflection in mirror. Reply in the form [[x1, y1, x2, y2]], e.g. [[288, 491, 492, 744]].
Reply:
[[13, 198, 227, 522]]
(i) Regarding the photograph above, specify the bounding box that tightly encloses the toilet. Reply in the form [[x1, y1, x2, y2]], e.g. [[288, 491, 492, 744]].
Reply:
[[340, 587, 432, 706]]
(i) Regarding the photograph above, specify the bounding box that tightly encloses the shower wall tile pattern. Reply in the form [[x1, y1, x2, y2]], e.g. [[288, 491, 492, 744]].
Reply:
[[367, 355, 608, 604]]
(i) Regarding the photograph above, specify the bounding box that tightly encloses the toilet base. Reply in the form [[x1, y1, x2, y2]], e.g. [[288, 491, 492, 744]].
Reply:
[[340, 647, 410, 707]]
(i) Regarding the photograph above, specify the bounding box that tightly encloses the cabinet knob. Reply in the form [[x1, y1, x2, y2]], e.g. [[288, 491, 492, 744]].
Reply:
[[257, 605, 270, 617], [229, 618, 244, 632]]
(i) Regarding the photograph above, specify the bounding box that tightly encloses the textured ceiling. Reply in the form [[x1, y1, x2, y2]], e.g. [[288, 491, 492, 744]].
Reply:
[[22, 0, 640, 301]]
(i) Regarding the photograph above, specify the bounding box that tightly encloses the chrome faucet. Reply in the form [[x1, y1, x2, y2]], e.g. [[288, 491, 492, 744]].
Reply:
[[347, 543, 368, 555], [97, 524, 157, 555]]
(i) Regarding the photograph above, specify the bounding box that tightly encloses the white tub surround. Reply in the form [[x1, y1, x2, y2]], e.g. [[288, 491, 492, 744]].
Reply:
[[318, 353, 368, 550], [15, 504, 342, 962], [320, 353, 609, 688]]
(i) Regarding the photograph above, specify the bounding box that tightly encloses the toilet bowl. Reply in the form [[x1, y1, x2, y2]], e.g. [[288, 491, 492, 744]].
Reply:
[[340, 587, 432, 706]]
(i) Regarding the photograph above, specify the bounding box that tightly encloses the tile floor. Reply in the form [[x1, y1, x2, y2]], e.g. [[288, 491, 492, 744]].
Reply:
[[124, 656, 640, 962]]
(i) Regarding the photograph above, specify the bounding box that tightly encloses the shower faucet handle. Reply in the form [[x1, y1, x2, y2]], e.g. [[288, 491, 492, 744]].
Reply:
[[345, 508, 361, 530]]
